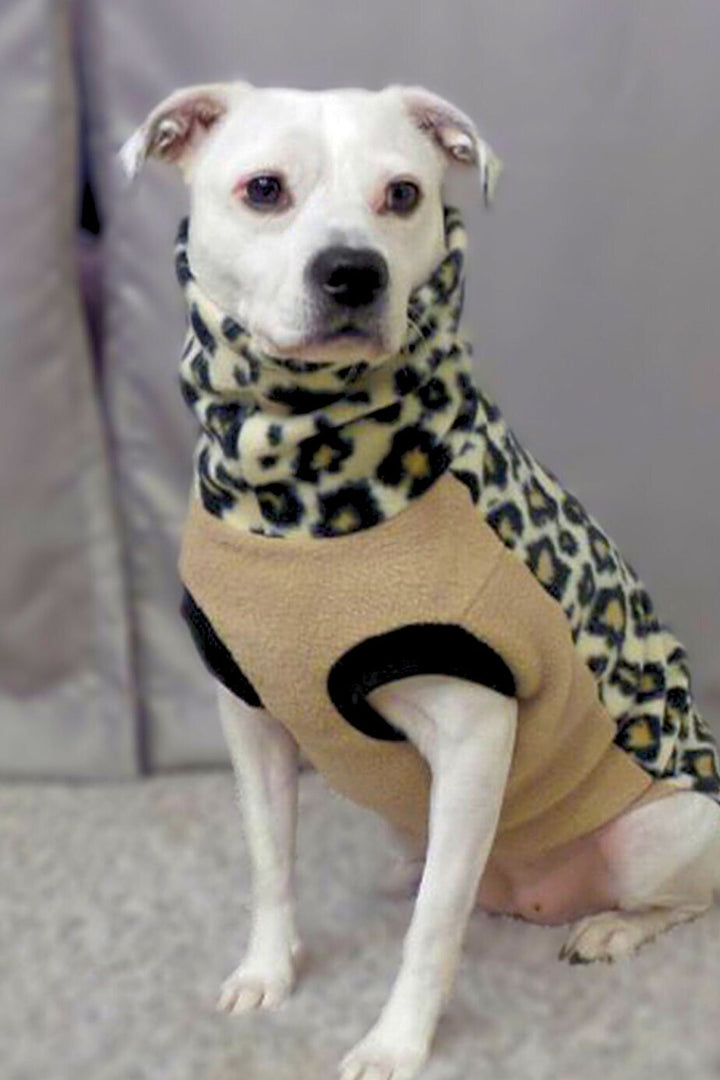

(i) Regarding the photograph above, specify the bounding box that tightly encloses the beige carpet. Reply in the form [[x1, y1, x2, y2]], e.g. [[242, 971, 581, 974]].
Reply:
[[2, 770, 719, 1080]]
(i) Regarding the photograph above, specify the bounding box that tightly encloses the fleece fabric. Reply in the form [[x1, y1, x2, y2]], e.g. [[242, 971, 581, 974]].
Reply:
[[175, 206, 720, 854], [181, 471, 678, 858]]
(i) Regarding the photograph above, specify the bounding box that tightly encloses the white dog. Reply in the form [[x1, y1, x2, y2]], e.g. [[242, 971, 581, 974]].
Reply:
[[123, 83, 720, 1080]]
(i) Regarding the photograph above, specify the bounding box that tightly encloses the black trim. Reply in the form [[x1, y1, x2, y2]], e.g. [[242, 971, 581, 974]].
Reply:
[[327, 623, 516, 742], [180, 590, 263, 708]]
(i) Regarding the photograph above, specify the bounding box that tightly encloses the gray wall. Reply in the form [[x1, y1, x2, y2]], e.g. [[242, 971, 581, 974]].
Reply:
[[0, 0, 135, 778]]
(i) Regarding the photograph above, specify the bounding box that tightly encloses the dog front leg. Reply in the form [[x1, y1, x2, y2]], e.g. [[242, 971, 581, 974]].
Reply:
[[216, 682, 304, 1013], [340, 676, 517, 1080]]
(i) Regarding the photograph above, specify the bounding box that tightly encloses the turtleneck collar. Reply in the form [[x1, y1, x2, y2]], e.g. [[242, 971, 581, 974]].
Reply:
[[175, 206, 484, 538]]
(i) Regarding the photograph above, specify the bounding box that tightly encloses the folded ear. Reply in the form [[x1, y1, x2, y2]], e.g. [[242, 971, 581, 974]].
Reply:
[[393, 86, 503, 206], [119, 81, 251, 182]]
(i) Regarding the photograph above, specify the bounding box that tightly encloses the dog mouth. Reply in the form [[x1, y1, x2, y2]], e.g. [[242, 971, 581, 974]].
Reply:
[[331, 323, 372, 339], [318, 323, 379, 347], [257, 322, 390, 363]]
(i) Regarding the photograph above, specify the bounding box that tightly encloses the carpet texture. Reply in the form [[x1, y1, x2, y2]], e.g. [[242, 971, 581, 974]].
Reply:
[[2, 770, 719, 1080]]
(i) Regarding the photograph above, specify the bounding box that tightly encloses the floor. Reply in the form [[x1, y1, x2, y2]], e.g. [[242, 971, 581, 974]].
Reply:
[[2, 770, 720, 1080]]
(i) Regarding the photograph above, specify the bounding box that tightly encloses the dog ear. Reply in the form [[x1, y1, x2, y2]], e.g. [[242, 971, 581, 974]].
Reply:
[[394, 87, 502, 207], [119, 81, 251, 182]]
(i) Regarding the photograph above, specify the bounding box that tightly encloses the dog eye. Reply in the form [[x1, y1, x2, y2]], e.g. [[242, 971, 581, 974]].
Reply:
[[385, 180, 421, 215], [243, 174, 287, 210]]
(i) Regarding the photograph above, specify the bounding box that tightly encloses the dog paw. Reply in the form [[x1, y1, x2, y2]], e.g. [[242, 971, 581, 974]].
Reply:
[[339, 1027, 429, 1080], [217, 942, 304, 1014], [559, 911, 652, 965]]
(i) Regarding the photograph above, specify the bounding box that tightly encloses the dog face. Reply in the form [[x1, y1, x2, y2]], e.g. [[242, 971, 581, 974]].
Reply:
[[122, 83, 501, 363]]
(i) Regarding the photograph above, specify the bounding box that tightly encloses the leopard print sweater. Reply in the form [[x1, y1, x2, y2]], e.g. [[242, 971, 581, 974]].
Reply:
[[174, 208, 720, 803]]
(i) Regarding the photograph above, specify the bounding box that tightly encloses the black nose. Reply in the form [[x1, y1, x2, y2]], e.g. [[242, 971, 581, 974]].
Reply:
[[308, 246, 389, 309]]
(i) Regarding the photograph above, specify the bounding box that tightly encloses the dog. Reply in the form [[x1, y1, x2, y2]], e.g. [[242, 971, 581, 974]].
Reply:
[[122, 83, 720, 1080]]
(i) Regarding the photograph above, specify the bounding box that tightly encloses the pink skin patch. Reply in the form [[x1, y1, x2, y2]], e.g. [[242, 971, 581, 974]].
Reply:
[[478, 828, 618, 925]]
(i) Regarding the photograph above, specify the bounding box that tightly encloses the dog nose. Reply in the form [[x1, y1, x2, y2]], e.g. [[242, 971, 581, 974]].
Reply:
[[309, 246, 389, 309]]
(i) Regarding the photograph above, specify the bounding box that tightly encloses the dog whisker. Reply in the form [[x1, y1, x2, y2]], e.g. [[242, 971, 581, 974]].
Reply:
[[405, 314, 430, 351]]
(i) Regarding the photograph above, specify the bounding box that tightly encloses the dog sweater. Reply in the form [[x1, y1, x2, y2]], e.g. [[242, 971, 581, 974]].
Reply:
[[175, 208, 720, 855]]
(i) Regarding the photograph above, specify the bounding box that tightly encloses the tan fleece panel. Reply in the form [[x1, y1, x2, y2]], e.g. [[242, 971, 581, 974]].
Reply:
[[180, 474, 660, 858], [461, 550, 654, 853]]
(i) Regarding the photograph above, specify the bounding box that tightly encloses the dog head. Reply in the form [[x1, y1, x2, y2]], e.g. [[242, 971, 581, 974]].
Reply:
[[122, 82, 501, 364]]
